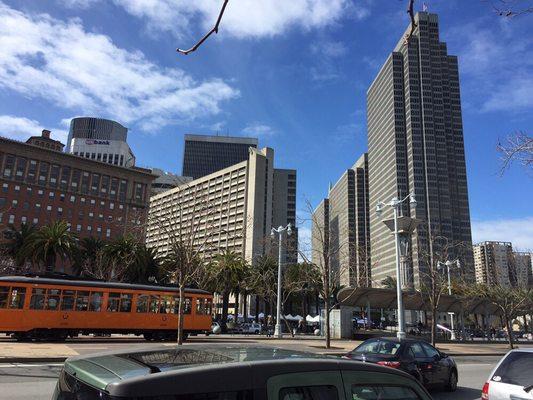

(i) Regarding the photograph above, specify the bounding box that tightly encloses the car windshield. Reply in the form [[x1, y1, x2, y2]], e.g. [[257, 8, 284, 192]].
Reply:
[[492, 351, 533, 386], [353, 340, 401, 355]]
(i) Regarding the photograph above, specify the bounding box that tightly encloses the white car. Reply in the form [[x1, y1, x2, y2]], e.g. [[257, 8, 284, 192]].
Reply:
[[482, 348, 533, 400], [238, 322, 262, 334]]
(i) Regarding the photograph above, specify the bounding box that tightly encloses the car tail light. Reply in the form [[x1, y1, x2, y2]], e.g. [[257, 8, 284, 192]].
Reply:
[[376, 361, 401, 368], [481, 382, 489, 400]]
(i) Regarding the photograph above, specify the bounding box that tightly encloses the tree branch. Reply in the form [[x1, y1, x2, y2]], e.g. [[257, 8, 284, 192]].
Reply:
[[405, 0, 417, 44], [176, 0, 229, 55]]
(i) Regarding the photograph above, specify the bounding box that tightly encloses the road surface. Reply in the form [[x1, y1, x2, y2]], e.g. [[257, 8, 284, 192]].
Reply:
[[0, 355, 497, 400]]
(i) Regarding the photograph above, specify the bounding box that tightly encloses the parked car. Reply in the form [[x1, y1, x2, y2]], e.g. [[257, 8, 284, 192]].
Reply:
[[238, 322, 263, 334], [52, 344, 433, 400], [344, 337, 458, 391], [481, 348, 533, 400]]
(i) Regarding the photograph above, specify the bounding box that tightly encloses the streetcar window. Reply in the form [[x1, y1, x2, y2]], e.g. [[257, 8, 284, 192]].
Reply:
[[30, 288, 46, 310], [196, 298, 206, 315], [120, 294, 132, 312], [160, 296, 172, 314], [136, 294, 149, 313], [171, 297, 191, 314], [0, 287, 8, 308], [149, 295, 160, 313], [76, 291, 90, 311], [61, 290, 75, 311], [107, 292, 120, 312], [9, 287, 25, 309], [47, 289, 61, 310], [205, 299, 213, 315], [89, 292, 103, 312]]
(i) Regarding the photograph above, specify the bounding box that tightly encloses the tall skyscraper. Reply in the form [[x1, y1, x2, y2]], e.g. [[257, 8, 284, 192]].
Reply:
[[367, 12, 473, 288], [182, 134, 258, 179], [66, 117, 136, 167], [311, 153, 370, 287]]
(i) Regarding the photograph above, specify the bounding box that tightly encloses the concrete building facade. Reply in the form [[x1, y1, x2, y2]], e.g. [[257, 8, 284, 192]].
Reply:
[[147, 147, 297, 264], [367, 12, 473, 288], [66, 117, 136, 168], [147, 168, 192, 195], [182, 135, 258, 180], [474, 242, 532, 288]]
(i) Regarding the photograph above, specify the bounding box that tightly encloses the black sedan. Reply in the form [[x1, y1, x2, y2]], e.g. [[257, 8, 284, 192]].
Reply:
[[344, 337, 458, 392]]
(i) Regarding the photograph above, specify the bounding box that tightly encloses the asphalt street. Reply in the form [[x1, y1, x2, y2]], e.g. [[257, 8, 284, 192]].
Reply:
[[0, 355, 498, 400]]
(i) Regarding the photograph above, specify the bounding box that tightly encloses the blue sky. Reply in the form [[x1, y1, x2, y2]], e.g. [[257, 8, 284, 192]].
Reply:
[[0, 0, 532, 249]]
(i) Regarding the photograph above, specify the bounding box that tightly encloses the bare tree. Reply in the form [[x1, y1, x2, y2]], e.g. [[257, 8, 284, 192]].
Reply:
[[489, 0, 533, 17], [176, 0, 230, 55], [497, 131, 533, 174]]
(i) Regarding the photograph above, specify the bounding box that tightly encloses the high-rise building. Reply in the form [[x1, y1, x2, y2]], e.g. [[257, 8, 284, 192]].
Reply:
[[311, 154, 370, 287], [272, 169, 298, 264], [367, 12, 473, 288], [66, 117, 136, 167], [147, 147, 297, 264], [147, 168, 192, 195], [311, 198, 329, 270], [474, 242, 531, 288], [0, 130, 155, 271], [182, 134, 258, 179]]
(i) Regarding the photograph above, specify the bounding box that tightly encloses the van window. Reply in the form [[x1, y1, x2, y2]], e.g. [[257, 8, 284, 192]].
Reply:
[[9, 287, 25, 309], [351, 385, 420, 400], [280, 385, 338, 400]]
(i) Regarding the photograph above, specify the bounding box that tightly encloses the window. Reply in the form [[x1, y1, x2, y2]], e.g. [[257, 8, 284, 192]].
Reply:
[[149, 295, 160, 313], [0, 286, 8, 308], [353, 339, 401, 356], [107, 292, 132, 312], [420, 343, 440, 359], [47, 289, 61, 310], [61, 290, 75, 311], [136, 294, 149, 313], [9, 287, 25, 309], [172, 297, 191, 314], [492, 351, 533, 387], [408, 343, 426, 359], [196, 298, 212, 315], [76, 291, 90, 311], [351, 385, 420, 400], [89, 292, 103, 311], [30, 288, 46, 310], [279, 386, 338, 400]]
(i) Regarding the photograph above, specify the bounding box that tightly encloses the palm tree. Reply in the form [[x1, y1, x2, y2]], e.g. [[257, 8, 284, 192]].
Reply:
[[4, 223, 36, 269], [210, 250, 248, 328], [72, 237, 106, 277], [381, 276, 397, 289], [22, 221, 77, 272], [103, 235, 139, 281], [124, 244, 161, 284]]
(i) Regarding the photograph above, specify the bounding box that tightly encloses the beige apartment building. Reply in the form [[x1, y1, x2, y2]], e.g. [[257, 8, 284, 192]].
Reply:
[[146, 147, 297, 264], [473, 241, 531, 288]]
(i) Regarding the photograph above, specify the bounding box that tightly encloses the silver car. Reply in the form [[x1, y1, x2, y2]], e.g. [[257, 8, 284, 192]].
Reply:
[[482, 348, 533, 400]]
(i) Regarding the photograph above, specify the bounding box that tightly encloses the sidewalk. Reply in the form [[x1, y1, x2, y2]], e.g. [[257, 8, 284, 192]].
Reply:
[[0, 335, 530, 362]]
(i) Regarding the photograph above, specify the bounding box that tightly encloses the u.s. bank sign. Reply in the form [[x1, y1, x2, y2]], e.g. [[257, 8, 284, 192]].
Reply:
[[85, 139, 110, 145]]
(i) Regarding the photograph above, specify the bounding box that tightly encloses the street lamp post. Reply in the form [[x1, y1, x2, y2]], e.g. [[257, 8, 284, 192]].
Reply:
[[271, 223, 292, 339], [376, 193, 417, 341], [438, 260, 461, 340]]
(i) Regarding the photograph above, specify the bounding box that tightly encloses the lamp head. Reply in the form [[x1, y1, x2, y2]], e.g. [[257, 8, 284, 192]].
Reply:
[[270, 228, 275, 237], [287, 223, 292, 236], [376, 202, 384, 217], [409, 193, 417, 207]]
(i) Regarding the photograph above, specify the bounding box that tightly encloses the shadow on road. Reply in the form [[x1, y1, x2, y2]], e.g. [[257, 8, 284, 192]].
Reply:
[[431, 386, 480, 400]]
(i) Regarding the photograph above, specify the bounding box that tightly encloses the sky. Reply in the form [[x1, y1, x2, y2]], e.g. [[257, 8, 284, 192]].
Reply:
[[0, 0, 532, 250]]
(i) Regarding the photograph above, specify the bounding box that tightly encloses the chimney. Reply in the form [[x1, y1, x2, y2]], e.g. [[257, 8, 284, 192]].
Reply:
[[42, 129, 51, 138]]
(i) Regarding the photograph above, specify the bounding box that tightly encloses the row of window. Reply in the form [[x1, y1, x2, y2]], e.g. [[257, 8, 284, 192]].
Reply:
[[0, 287, 213, 315], [0, 153, 147, 203], [73, 152, 125, 166]]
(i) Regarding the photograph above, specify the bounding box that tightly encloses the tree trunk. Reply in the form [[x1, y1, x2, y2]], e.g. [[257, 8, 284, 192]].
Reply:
[[324, 297, 331, 349], [505, 315, 514, 349], [523, 314, 528, 333], [177, 285, 185, 345], [234, 289, 240, 318], [221, 291, 229, 329], [242, 290, 248, 321], [431, 307, 437, 346], [255, 296, 259, 322]]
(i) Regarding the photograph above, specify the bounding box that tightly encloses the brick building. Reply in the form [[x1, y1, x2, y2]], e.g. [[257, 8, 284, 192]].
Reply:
[[0, 130, 155, 246]]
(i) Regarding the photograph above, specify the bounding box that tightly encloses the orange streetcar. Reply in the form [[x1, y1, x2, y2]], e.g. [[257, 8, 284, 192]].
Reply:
[[0, 276, 213, 341]]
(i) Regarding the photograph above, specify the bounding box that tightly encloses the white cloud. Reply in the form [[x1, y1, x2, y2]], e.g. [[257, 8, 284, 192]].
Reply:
[[310, 40, 347, 58], [111, 0, 362, 39], [472, 217, 533, 250], [242, 123, 276, 137], [0, 115, 68, 143], [57, 0, 100, 9], [448, 19, 533, 114], [0, 3, 239, 132]]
